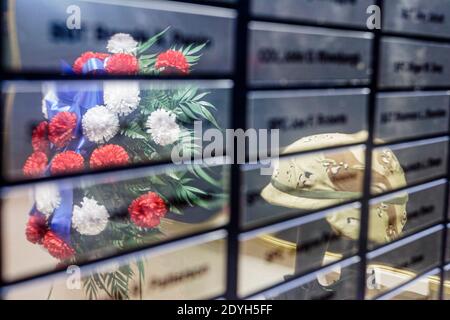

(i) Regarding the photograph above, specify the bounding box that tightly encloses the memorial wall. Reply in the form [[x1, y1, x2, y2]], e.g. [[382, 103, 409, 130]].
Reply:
[[0, 0, 450, 300]]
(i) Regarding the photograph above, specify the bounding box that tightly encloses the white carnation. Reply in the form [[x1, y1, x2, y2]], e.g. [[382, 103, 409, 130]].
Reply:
[[72, 197, 109, 236], [106, 33, 138, 55], [104, 81, 141, 116], [34, 184, 61, 216], [82, 106, 119, 144], [146, 109, 181, 146]]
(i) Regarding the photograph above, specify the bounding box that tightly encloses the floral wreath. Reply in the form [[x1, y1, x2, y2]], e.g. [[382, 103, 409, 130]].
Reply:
[[22, 29, 223, 299]]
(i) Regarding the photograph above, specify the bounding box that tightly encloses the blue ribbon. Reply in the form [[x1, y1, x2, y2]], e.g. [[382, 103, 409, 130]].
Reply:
[[82, 58, 107, 75], [49, 182, 74, 244], [34, 58, 106, 245]]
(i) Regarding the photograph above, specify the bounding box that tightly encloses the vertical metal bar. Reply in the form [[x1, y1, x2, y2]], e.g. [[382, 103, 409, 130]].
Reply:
[[0, 0, 6, 293], [225, 0, 249, 300], [356, 0, 383, 300]]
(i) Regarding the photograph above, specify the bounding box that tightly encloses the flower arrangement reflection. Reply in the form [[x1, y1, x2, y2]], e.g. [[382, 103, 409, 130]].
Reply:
[[22, 29, 223, 299]]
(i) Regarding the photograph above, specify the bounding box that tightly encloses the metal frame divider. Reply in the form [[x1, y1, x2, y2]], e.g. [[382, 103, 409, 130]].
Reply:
[[356, 0, 383, 300], [225, 0, 249, 301]]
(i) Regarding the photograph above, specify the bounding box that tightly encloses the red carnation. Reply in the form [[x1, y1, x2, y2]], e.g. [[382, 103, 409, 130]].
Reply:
[[48, 112, 77, 148], [25, 214, 48, 244], [42, 231, 75, 260], [128, 192, 168, 228], [51, 151, 84, 175], [105, 53, 139, 75], [90, 144, 129, 170], [155, 50, 190, 74], [23, 152, 48, 177], [73, 51, 110, 74], [32, 121, 49, 153]]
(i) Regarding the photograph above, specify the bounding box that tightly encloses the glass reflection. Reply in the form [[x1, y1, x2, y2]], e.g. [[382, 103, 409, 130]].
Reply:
[[250, 258, 359, 300], [3, 232, 227, 300], [445, 267, 450, 300], [2, 164, 229, 282], [239, 204, 360, 297], [381, 270, 441, 300], [447, 225, 450, 263], [365, 227, 442, 299], [2, 80, 231, 181], [372, 137, 449, 195], [243, 143, 366, 228], [368, 180, 445, 249]]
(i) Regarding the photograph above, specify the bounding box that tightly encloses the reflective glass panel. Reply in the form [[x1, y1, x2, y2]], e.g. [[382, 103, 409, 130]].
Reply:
[[2, 163, 229, 282]]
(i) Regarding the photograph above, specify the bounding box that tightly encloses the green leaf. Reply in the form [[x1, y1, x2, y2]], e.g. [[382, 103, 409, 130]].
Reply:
[[199, 100, 217, 110], [183, 185, 208, 195], [83, 275, 99, 300], [185, 43, 207, 56], [193, 92, 209, 101], [170, 204, 182, 214], [199, 105, 220, 128], [136, 259, 145, 300], [190, 165, 222, 187], [179, 103, 200, 120], [137, 27, 170, 55], [121, 121, 148, 140]]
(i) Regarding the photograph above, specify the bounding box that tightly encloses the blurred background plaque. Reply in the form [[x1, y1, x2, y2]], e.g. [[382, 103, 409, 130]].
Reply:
[[251, 0, 375, 27], [384, 0, 450, 38]]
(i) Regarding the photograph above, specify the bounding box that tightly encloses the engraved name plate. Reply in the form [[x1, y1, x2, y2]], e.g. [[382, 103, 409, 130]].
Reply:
[[369, 179, 446, 249], [372, 137, 449, 194], [239, 204, 360, 297], [248, 22, 373, 86], [251, 0, 374, 27], [248, 89, 369, 155], [384, 0, 450, 38], [375, 92, 450, 143], [2, 231, 227, 300], [366, 226, 443, 299], [379, 37, 450, 88], [249, 257, 360, 300], [6, 0, 236, 74]]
